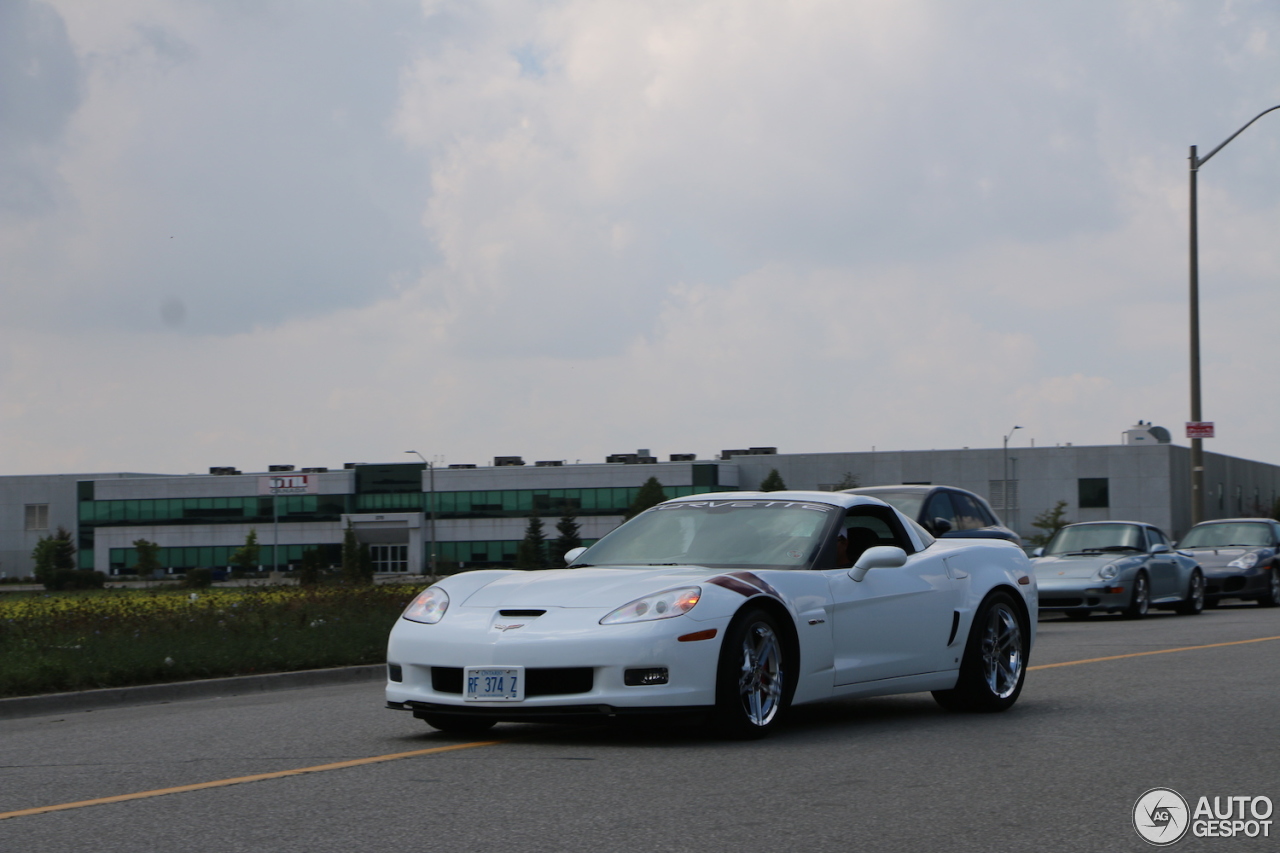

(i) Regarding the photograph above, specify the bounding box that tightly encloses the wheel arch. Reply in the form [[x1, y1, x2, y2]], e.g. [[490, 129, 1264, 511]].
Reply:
[[724, 595, 801, 706], [982, 582, 1032, 640]]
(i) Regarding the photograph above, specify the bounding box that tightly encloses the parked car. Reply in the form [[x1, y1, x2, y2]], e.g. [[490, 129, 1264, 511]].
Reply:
[[387, 490, 1037, 738], [843, 485, 1019, 543], [1031, 521, 1203, 618], [1175, 518, 1280, 608]]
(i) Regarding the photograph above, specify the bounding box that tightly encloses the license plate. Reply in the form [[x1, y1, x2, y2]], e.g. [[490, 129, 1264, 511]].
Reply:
[[464, 667, 524, 701]]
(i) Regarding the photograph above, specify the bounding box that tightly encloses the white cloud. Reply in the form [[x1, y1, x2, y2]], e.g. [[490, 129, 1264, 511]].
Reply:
[[2, 0, 1280, 475]]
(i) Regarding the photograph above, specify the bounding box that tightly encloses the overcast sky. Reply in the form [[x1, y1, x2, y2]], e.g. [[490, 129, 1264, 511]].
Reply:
[[3, 0, 1279, 476]]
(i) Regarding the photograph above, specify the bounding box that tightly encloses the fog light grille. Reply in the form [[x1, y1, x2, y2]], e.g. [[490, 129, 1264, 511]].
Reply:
[[387, 664, 403, 682], [624, 667, 669, 686]]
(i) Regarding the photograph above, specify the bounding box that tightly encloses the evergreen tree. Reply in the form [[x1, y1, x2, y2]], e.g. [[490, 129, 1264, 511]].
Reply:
[[550, 505, 583, 566], [758, 469, 787, 491], [341, 521, 372, 584], [1027, 501, 1071, 548], [516, 513, 547, 569], [297, 547, 327, 586], [133, 538, 161, 577], [32, 526, 76, 585], [625, 477, 668, 520], [230, 529, 261, 573]]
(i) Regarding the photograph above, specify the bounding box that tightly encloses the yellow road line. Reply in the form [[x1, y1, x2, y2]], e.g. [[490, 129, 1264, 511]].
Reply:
[[0, 739, 502, 821], [1029, 634, 1280, 671], [8, 634, 1280, 821]]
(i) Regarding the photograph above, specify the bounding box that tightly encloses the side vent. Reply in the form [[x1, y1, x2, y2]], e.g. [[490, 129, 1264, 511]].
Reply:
[[947, 612, 961, 646]]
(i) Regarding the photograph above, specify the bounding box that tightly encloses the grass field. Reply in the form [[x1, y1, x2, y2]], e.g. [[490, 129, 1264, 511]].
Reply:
[[0, 583, 426, 697]]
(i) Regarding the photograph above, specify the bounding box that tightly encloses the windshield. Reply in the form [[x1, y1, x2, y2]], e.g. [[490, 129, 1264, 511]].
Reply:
[[572, 499, 839, 570], [1045, 523, 1143, 556], [1179, 522, 1273, 549]]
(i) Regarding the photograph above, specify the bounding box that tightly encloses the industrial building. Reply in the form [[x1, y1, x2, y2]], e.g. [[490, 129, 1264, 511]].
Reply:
[[4, 426, 1279, 578]]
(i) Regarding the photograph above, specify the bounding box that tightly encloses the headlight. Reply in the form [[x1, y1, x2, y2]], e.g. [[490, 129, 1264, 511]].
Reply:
[[402, 587, 449, 624], [600, 587, 701, 625], [1097, 564, 1119, 581], [1229, 553, 1260, 569]]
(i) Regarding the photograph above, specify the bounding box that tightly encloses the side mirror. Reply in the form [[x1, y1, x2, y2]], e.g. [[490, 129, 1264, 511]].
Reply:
[[1150, 543, 1170, 555], [931, 517, 954, 536], [563, 546, 588, 565], [848, 546, 908, 582], [1031, 547, 1044, 558]]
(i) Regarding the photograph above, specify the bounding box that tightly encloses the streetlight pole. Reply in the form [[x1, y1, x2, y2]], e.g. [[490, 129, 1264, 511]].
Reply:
[[406, 450, 436, 576], [1187, 105, 1280, 526], [1003, 425, 1022, 525]]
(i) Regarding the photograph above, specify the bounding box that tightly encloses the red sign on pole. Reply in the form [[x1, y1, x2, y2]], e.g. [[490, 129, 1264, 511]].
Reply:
[[1186, 422, 1215, 439]]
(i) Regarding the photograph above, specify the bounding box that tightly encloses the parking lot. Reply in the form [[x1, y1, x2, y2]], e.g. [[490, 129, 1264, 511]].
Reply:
[[2, 604, 1278, 852]]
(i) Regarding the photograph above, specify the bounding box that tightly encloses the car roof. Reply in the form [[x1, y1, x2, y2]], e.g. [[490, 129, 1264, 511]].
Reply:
[[845, 485, 939, 493], [1061, 520, 1150, 528], [844, 484, 987, 499], [1189, 518, 1275, 525], [663, 490, 892, 511]]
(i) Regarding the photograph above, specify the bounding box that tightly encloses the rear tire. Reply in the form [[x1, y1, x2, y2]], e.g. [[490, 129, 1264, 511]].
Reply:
[[420, 714, 498, 736], [1175, 570, 1205, 616], [711, 607, 789, 739], [932, 592, 1028, 713]]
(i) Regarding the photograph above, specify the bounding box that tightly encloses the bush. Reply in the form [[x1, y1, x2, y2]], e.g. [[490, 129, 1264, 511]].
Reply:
[[45, 569, 106, 591], [0, 583, 427, 697], [181, 568, 214, 589]]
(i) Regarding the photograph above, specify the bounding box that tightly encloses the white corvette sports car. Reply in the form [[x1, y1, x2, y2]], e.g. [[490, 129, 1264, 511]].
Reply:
[[386, 491, 1037, 737]]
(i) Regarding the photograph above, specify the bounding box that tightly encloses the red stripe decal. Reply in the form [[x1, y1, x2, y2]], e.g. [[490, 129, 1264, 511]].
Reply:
[[727, 571, 782, 599], [709, 576, 760, 597]]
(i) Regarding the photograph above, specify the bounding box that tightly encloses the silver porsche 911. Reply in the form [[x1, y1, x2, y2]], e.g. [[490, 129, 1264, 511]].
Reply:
[[1032, 521, 1203, 619]]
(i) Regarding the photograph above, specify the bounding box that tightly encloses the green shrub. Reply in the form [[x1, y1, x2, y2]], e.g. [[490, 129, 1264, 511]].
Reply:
[[181, 568, 214, 589], [0, 583, 425, 697], [46, 569, 106, 591]]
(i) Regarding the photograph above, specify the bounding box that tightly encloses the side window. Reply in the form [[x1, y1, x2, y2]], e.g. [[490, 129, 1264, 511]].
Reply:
[[924, 492, 956, 533], [835, 506, 915, 567], [947, 491, 987, 531], [1147, 528, 1168, 549]]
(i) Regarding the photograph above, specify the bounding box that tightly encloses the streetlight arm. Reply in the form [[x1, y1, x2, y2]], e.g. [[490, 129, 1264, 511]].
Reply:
[[1194, 105, 1280, 169]]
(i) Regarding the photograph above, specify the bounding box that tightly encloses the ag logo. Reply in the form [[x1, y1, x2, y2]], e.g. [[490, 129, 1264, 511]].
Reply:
[[1134, 788, 1190, 846]]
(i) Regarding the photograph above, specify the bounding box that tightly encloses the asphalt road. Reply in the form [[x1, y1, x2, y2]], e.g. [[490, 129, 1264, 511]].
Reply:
[[2, 605, 1278, 852]]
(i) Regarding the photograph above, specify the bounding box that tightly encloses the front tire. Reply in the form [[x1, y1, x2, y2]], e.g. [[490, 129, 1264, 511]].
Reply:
[[932, 592, 1028, 713], [712, 607, 788, 738], [1176, 570, 1205, 616], [1123, 572, 1150, 619], [1258, 568, 1280, 607], [420, 714, 498, 736]]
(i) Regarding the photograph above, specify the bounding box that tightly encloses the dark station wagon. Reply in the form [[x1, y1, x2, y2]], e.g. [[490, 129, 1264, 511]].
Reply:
[[843, 485, 1020, 544]]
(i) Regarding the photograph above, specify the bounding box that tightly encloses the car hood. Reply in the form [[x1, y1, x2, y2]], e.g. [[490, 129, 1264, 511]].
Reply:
[[1032, 553, 1130, 580], [1178, 547, 1266, 568], [458, 566, 720, 609]]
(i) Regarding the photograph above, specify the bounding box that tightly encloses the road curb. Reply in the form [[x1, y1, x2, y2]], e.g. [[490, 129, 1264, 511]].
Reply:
[[0, 664, 387, 721]]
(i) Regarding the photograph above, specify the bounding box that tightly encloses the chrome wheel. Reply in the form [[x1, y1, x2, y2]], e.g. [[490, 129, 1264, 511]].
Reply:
[[1125, 573, 1150, 619], [737, 621, 783, 727], [979, 603, 1023, 700]]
